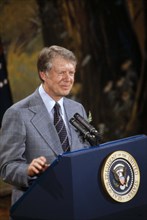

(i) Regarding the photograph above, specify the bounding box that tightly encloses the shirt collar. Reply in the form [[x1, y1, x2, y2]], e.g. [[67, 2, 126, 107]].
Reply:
[[39, 84, 64, 115], [57, 98, 64, 116]]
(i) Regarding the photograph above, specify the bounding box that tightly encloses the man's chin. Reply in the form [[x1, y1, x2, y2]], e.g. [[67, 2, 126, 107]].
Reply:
[[61, 90, 70, 97], [63, 91, 70, 96]]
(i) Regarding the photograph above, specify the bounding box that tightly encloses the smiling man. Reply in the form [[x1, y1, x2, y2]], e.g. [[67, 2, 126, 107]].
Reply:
[[0, 45, 90, 208]]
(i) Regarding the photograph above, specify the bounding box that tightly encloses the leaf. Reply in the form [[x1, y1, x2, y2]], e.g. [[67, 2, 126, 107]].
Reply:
[[88, 111, 92, 123]]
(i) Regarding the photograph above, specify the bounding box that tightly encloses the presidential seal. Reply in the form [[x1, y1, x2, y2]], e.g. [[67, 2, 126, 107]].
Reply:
[[101, 151, 140, 202]]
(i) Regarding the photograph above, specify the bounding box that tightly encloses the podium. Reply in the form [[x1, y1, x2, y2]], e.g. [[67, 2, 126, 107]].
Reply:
[[10, 135, 147, 220]]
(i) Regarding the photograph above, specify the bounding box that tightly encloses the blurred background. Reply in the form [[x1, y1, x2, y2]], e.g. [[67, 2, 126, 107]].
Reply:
[[0, 0, 147, 219]]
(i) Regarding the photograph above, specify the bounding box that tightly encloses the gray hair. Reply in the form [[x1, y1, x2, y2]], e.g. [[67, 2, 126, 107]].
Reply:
[[37, 45, 77, 73]]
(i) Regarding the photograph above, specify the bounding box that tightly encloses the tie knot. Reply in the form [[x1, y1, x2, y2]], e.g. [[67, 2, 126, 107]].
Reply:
[[54, 102, 60, 113]]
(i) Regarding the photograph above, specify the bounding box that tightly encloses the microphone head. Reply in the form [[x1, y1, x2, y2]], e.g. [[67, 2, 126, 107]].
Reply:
[[70, 113, 102, 146]]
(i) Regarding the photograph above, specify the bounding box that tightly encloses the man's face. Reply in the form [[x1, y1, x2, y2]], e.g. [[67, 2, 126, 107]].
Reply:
[[41, 57, 76, 101]]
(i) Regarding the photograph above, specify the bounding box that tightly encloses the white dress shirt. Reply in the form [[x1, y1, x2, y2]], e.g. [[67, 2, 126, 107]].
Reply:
[[38, 84, 71, 143]]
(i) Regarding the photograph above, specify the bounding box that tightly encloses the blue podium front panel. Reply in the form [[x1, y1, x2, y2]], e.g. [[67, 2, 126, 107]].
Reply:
[[10, 135, 147, 220]]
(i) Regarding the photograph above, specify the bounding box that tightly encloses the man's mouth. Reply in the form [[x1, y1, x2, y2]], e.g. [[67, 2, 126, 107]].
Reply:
[[61, 85, 71, 89]]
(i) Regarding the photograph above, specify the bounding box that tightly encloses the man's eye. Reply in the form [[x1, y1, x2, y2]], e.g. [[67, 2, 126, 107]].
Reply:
[[58, 72, 64, 75]]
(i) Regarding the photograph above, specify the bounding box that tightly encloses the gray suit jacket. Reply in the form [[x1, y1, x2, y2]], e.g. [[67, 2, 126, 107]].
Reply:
[[0, 88, 89, 204]]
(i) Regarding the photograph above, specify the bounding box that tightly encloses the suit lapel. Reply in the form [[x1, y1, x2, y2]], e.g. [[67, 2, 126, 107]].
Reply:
[[28, 90, 63, 156]]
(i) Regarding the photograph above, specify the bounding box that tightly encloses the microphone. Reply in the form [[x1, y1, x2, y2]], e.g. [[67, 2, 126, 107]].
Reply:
[[70, 117, 97, 146], [74, 113, 100, 138], [70, 117, 90, 137], [69, 113, 101, 146]]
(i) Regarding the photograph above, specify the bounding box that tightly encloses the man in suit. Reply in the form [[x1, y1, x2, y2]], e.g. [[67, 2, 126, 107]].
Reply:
[[0, 45, 90, 206]]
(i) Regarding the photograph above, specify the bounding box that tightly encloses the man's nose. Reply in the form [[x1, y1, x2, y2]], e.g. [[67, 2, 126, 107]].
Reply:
[[63, 72, 71, 80]]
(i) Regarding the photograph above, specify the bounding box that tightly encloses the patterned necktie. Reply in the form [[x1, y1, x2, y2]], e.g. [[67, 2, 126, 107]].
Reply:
[[54, 102, 70, 152]]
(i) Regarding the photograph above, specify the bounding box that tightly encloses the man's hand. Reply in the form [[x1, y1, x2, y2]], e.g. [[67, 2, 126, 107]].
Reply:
[[27, 156, 49, 177]]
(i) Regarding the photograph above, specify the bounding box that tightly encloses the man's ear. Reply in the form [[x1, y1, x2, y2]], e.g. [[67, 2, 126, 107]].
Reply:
[[39, 71, 46, 81]]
